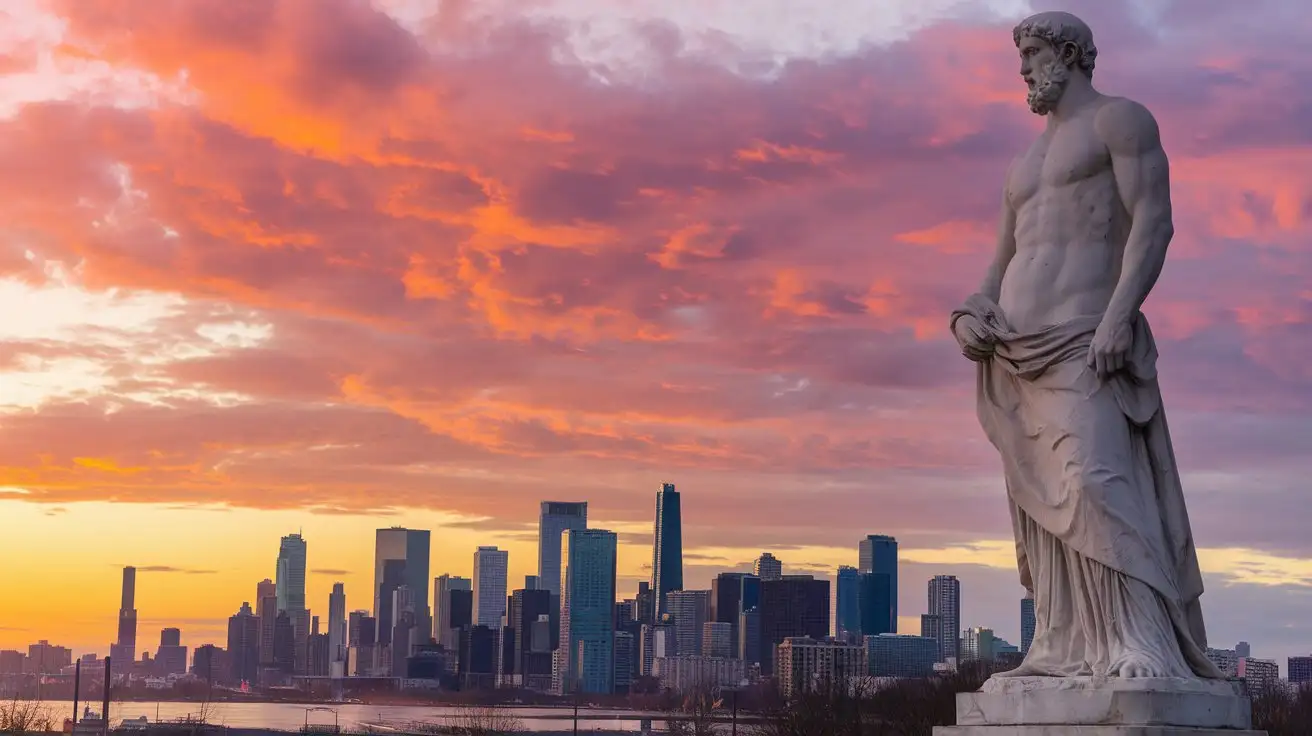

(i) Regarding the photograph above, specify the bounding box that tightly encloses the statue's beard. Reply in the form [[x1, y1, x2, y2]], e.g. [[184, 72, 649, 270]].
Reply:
[[1026, 61, 1070, 115]]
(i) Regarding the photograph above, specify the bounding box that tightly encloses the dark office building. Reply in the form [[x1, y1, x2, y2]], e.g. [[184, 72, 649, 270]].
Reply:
[[192, 644, 228, 683], [448, 589, 473, 633], [509, 588, 552, 689], [858, 535, 897, 635], [651, 483, 684, 617], [634, 582, 655, 625], [308, 632, 330, 677], [226, 603, 260, 686], [858, 570, 896, 638], [1288, 656, 1312, 685], [273, 612, 296, 673], [459, 625, 498, 690], [712, 572, 760, 655], [375, 558, 406, 649], [835, 567, 860, 643], [757, 575, 829, 675]]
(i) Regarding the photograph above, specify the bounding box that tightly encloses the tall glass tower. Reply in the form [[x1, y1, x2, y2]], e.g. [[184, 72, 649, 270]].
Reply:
[[835, 566, 860, 642], [559, 529, 618, 694], [651, 483, 683, 617], [858, 534, 898, 636], [276, 534, 307, 612], [538, 502, 588, 597]]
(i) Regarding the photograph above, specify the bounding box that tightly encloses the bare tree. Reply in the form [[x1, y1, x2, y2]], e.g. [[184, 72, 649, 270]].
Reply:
[[0, 697, 57, 735], [443, 704, 525, 735], [1251, 683, 1312, 736], [666, 685, 722, 736], [750, 661, 991, 736]]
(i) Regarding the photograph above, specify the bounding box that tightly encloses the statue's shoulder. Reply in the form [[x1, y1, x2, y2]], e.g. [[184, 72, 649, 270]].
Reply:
[[1092, 96, 1163, 154]]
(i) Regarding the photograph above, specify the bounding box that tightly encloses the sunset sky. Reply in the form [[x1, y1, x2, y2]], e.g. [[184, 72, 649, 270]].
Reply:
[[1, 0, 1310, 668]]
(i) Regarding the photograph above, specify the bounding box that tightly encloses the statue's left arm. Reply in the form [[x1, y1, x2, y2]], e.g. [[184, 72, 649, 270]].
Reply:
[[1098, 98, 1173, 328], [1088, 99, 1173, 376]]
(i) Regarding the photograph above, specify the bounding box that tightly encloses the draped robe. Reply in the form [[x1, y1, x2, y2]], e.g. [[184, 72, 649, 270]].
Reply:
[[951, 294, 1222, 679]]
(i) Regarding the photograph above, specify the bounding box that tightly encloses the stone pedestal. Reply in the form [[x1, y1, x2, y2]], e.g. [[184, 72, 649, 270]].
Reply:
[[933, 676, 1266, 735]]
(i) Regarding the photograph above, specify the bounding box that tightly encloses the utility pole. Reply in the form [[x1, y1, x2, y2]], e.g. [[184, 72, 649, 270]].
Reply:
[[102, 655, 113, 736], [72, 659, 82, 725], [572, 674, 581, 736], [731, 688, 739, 736]]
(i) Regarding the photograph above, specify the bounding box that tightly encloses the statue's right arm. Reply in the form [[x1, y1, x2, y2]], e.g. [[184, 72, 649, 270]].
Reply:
[[977, 160, 1019, 302]]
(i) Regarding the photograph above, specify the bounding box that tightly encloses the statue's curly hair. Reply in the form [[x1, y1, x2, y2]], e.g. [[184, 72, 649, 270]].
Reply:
[[1013, 11, 1097, 80]]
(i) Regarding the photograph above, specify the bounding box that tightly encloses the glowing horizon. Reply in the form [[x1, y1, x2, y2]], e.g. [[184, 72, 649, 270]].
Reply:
[[1, 0, 1311, 668]]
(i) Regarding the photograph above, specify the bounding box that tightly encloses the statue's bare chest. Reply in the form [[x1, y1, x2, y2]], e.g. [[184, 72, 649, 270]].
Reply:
[[1007, 121, 1111, 209]]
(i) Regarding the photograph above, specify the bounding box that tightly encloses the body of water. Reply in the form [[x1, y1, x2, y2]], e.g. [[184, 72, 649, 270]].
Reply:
[[41, 700, 663, 732]]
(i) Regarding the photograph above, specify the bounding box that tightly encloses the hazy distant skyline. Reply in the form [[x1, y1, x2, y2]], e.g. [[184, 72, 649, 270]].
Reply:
[[1, 0, 1311, 671]]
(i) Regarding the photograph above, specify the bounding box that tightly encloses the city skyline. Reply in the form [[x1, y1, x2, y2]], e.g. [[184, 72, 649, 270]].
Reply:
[[2, 0, 1312, 680]]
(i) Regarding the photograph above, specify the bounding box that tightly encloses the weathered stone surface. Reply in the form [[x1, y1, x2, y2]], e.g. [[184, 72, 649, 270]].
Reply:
[[956, 676, 1251, 729]]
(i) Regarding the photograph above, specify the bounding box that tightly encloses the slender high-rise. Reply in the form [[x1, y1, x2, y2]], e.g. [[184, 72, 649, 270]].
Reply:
[[651, 483, 683, 617], [858, 535, 898, 637], [473, 546, 510, 628], [328, 583, 347, 676], [112, 566, 138, 665], [835, 566, 860, 642], [538, 502, 588, 597], [256, 578, 278, 668], [373, 528, 432, 655], [276, 533, 309, 673], [857, 535, 898, 638], [276, 534, 308, 612], [928, 575, 961, 663]]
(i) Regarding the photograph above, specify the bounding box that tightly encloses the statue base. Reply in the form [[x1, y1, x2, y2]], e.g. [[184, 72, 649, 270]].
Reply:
[[932, 676, 1265, 735]]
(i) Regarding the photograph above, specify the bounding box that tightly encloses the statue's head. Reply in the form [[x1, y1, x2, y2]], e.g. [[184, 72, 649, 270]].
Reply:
[[1012, 11, 1097, 115]]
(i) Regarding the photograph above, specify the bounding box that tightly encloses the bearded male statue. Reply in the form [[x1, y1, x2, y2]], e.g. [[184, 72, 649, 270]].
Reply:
[[950, 11, 1224, 681]]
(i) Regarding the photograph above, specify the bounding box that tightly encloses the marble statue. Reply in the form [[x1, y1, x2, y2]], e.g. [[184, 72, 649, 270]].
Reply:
[[949, 11, 1224, 682]]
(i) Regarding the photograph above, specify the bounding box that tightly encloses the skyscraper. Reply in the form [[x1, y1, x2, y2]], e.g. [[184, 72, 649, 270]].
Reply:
[[227, 602, 260, 686], [651, 482, 683, 616], [857, 570, 896, 638], [754, 552, 783, 581], [538, 502, 588, 597], [256, 578, 277, 669], [373, 527, 432, 655], [558, 529, 618, 694], [835, 566, 860, 643], [857, 535, 897, 637], [1020, 594, 1035, 655], [711, 572, 758, 656], [473, 547, 510, 628], [276, 534, 307, 613], [665, 589, 711, 657], [508, 586, 553, 690], [757, 575, 829, 675], [276, 533, 309, 673], [433, 574, 472, 650], [927, 575, 961, 663], [155, 628, 188, 677], [328, 583, 347, 676], [112, 566, 138, 665]]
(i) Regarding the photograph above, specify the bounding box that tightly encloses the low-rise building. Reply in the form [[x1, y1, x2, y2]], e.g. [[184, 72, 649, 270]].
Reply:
[[775, 637, 864, 698]]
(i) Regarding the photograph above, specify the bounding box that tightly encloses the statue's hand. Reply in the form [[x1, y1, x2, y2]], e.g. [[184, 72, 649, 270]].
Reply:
[[952, 314, 995, 362], [1087, 317, 1133, 378]]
